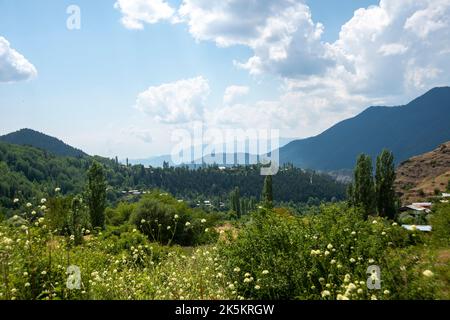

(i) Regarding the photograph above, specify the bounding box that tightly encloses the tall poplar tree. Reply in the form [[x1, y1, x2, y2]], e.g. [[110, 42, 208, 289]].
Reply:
[[87, 161, 106, 229], [353, 154, 375, 218], [375, 149, 397, 219], [262, 175, 273, 208]]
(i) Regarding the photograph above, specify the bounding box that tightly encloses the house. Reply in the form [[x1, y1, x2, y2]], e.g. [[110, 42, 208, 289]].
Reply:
[[401, 225, 432, 232], [442, 193, 450, 198], [399, 204, 431, 214], [411, 202, 432, 209]]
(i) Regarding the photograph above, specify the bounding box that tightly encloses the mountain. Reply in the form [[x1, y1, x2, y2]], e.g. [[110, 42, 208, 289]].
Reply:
[[395, 141, 450, 204], [129, 154, 174, 167], [0, 128, 87, 158], [130, 137, 295, 167], [280, 87, 450, 170]]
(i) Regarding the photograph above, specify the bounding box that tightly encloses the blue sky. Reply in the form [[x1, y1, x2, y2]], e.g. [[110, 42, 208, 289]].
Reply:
[[0, 0, 449, 158]]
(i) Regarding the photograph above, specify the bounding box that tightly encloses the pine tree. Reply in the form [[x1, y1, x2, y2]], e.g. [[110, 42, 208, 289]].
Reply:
[[87, 161, 106, 229], [353, 154, 375, 218], [262, 175, 273, 208], [375, 150, 397, 219]]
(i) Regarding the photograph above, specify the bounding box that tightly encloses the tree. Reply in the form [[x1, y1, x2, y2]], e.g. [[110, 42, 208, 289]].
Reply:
[[375, 150, 397, 219], [87, 161, 106, 229], [447, 180, 450, 192], [353, 154, 375, 218], [262, 175, 273, 208], [347, 182, 355, 206], [230, 187, 241, 218], [68, 196, 90, 245]]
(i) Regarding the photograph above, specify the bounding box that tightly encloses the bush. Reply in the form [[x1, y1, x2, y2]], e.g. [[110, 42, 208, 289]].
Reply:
[[220, 204, 423, 300], [129, 192, 218, 246], [430, 203, 450, 246], [105, 202, 135, 226]]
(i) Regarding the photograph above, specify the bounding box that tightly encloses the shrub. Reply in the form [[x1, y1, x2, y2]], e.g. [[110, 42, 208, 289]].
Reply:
[[220, 204, 423, 300], [430, 203, 450, 246], [129, 192, 218, 246], [105, 202, 135, 226]]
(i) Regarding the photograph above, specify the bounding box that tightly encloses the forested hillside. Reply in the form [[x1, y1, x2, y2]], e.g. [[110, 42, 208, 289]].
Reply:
[[0, 129, 87, 158], [0, 141, 346, 216]]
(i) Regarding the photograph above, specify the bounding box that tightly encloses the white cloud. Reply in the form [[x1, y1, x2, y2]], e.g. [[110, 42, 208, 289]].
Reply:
[[0, 36, 37, 83], [207, 79, 373, 138], [136, 76, 210, 123], [178, 0, 332, 77], [223, 85, 249, 105], [378, 43, 408, 56], [131, 0, 450, 143], [324, 0, 450, 98], [114, 0, 175, 29]]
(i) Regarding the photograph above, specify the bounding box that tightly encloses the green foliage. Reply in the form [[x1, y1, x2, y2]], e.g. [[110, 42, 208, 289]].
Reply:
[[262, 175, 273, 208], [105, 202, 135, 226], [47, 196, 73, 232], [352, 154, 375, 217], [67, 197, 91, 245], [0, 142, 346, 217], [129, 192, 218, 246], [87, 162, 106, 229], [0, 128, 86, 158], [447, 180, 450, 192], [375, 150, 397, 219], [220, 204, 425, 300], [430, 203, 450, 246], [229, 187, 241, 218]]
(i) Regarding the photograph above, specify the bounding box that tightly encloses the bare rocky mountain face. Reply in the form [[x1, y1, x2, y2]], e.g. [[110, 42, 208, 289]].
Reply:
[[395, 141, 450, 204]]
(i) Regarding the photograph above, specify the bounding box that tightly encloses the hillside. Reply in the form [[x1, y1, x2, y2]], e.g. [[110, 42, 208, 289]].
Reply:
[[0, 128, 87, 158], [280, 87, 450, 170], [395, 141, 450, 204], [0, 141, 346, 216]]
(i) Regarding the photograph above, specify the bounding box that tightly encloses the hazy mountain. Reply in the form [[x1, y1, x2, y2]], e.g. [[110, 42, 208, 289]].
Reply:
[[0, 128, 87, 158], [280, 87, 450, 170], [130, 137, 296, 167]]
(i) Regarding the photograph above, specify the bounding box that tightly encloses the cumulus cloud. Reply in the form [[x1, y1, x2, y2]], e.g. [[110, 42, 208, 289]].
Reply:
[[132, 0, 450, 141], [223, 85, 249, 105], [326, 0, 450, 98], [114, 0, 175, 29], [0, 36, 37, 83], [136, 76, 210, 123], [208, 79, 373, 137], [178, 0, 332, 77], [378, 43, 408, 56]]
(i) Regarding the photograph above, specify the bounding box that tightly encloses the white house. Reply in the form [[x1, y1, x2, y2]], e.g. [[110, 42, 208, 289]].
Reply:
[[402, 225, 432, 232]]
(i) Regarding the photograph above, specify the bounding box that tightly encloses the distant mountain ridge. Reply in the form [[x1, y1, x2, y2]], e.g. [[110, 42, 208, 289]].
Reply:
[[0, 128, 87, 158], [280, 87, 450, 170], [130, 137, 295, 168]]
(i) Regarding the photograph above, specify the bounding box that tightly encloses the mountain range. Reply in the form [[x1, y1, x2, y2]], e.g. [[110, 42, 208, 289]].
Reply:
[[1, 87, 449, 172], [279, 87, 450, 170]]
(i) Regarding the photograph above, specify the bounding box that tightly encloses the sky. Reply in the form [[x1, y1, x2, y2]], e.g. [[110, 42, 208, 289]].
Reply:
[[1, 0, 450, 159]]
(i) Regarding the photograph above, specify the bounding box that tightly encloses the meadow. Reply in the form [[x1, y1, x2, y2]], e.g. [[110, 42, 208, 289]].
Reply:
[[1, 190, 449, 301]]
